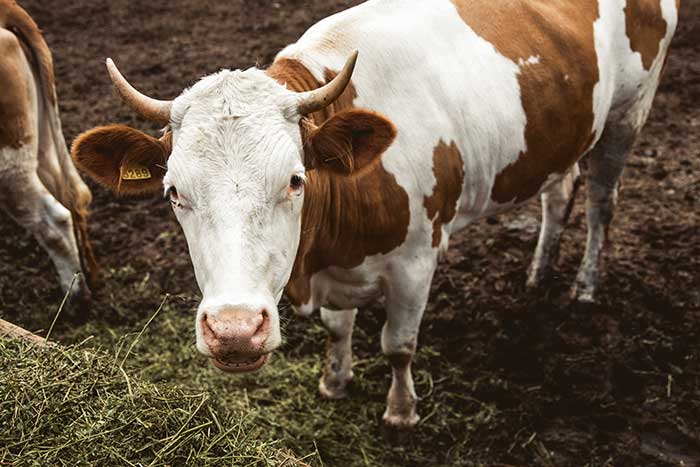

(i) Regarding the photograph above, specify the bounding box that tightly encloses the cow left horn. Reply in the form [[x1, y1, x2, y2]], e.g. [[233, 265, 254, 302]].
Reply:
[[106, 58, 172, 125], [296, 51, 358, 116]]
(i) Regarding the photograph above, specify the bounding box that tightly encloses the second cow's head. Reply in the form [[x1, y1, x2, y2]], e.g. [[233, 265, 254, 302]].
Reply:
[[72, 52, 395, 373]]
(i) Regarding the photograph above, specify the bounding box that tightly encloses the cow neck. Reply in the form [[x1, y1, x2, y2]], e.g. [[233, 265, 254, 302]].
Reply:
[[266, 57, 410, 307]]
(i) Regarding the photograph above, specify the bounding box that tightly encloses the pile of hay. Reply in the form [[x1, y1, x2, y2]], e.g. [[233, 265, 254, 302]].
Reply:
[[0, 337, 310, 466], [0, 297, 495, 467]]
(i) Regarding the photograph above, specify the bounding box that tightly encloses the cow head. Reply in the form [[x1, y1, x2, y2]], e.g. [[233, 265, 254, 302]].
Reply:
[[71, 53, 395, 373]]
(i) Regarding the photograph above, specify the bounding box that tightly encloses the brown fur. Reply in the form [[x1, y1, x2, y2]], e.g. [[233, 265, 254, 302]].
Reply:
[[286, 157, 410, 306], [268, 58, 410, 307], [423, 140, 465, 248], [625, 0, 668, 70], [303, 109, 397, 174], [0, 29, 31, 149], [0, 0, 56, 104], [71, 125, 171, 196], [452, 0, 600, 204]]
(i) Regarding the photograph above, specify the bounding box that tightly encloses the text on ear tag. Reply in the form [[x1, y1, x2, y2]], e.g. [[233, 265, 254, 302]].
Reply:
[[121, 163, 152, 180]]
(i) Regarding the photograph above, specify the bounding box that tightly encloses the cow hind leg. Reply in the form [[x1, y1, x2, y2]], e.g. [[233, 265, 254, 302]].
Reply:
[[319, 307, 356, 399], [1, 168, 88, 302], [572, 122, 639, 303], [527, 164, 581, 289]]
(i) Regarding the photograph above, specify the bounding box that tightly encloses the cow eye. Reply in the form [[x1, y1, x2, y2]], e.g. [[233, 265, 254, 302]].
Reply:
[[167, 186, 182, 207], [290, 175, 304, 190]]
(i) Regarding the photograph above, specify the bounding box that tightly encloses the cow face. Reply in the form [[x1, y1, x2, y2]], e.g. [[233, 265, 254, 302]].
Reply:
[[165, 70, 305, 371], [72, 54, 396, 373]]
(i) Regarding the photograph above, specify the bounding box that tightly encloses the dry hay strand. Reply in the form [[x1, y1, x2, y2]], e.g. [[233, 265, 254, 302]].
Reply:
[[0, 337, 311, 467]]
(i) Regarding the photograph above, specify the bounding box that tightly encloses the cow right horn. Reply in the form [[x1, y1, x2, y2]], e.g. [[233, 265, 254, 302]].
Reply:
[[295, 50, 358, 116], [106, 58, 172, 125]]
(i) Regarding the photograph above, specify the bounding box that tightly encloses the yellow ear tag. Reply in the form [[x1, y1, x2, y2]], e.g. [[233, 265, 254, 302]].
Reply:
[[121, 163, 152, 181]]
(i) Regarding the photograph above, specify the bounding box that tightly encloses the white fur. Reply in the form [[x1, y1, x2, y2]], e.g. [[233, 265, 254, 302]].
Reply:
[[165, 68, 308, 355]]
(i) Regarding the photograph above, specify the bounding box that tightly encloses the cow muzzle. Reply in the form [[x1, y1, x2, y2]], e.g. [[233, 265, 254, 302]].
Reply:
[[200, 305, 271, 373]]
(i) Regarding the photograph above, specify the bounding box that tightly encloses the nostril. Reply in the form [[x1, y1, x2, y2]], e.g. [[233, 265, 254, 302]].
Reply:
[[201, 313, 216, 339], [255, 309, 269, 337], [201, 306, 270, 346]]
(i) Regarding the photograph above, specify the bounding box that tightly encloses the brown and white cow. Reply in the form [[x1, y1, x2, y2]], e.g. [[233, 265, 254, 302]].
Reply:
[[71, 0, 678, 429], [0, 0, 96, 302]]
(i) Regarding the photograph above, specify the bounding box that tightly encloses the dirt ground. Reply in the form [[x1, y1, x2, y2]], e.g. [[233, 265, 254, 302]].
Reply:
[[1, 1, 699, 466]]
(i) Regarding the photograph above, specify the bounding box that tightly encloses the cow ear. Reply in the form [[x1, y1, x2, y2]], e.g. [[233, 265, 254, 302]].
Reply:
[[303, 109, 396, 175], [71, 124, 171, 196]]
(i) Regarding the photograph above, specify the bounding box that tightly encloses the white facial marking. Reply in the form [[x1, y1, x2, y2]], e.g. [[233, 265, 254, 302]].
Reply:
[[164, 68, 308, 356]]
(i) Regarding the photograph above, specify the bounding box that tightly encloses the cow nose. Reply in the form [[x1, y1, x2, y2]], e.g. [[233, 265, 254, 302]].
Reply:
[[201, 306, 269, 356]]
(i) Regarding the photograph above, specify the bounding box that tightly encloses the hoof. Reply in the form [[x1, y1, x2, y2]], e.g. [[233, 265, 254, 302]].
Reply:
[[318, 372, 353, 400], [525, 275, 541, 290], [571, 284, 597, 305], [576, 293, 596, 304], [382, 412, 419, 444], [526, 267, 547, 290], [382, 411, 419, 430]]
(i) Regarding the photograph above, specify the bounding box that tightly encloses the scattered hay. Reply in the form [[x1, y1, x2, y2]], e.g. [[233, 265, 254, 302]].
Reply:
[[0, 296, 509, 467], [0, 337, 313, 466]]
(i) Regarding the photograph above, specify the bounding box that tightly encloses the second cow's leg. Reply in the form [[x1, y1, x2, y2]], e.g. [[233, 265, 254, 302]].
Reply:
[[527, 164, 581, 288], [319, 307, 357, 399]]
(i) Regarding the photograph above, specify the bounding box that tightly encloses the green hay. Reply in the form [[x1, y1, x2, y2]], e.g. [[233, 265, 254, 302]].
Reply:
[[0, 338, 314, 467], [46, 298, 502, 467], [1, 287, 504, 467]]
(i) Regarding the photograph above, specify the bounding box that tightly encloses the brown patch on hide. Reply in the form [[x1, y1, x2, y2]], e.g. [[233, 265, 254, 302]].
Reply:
[[0, 0, 57, 104], [423, 140, 465, 248], [625, 0, 668, 71], [451, 0, 600, 204], [0, 29, 31, 149], [267, 57, 409, 307]]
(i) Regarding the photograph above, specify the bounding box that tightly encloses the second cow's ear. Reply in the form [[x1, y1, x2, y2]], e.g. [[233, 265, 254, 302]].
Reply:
[[303, 109, 396, 175], [71, 124, 171, 196]]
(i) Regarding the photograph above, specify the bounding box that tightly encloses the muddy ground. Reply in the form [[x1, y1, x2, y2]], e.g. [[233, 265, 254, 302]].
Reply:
[[1, 1, 699, 466]]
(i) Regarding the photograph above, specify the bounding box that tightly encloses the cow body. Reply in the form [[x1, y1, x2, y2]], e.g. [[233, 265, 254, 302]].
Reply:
[[72, 0, 678, 430], [270, 0, 677, 426], [0, 0, 95, 302], [275, 0, 677, 315]]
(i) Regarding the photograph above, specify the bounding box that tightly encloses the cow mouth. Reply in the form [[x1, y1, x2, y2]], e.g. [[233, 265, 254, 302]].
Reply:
[[210, 353, 269, 373]]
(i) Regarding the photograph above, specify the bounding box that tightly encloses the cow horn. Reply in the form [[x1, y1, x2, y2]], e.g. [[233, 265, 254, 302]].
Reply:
[[296, 50, 358, 116], [106, 58, 172, 125]]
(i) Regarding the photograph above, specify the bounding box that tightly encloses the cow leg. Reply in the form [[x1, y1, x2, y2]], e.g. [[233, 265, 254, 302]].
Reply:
[[572, 123, 638, 303], [0, 168, 87, 301], [319, 307, 356, 399], [382, 308, 423, 430], [381, 269, 433, 430], [527, 164, 581, 288]]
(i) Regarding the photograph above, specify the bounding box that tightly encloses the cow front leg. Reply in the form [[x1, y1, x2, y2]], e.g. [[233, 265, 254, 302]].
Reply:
[[381, 275, 432, 431], [319, 307, 356, 399], [527, 164, 581, 288]]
